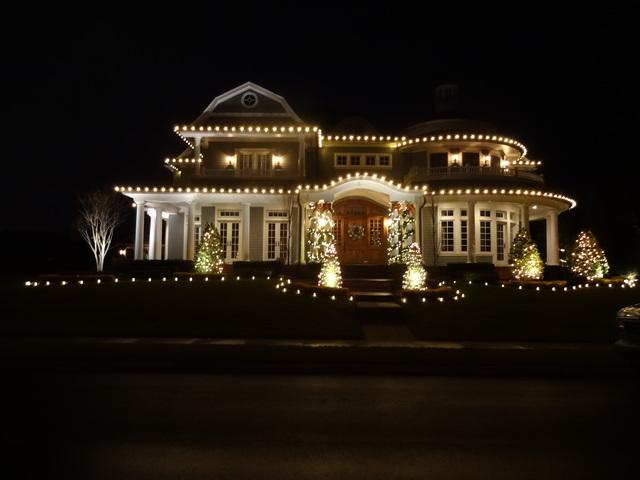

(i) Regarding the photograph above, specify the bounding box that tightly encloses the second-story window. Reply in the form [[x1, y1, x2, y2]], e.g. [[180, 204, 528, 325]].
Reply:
[[334, 153, 393, 168], [462, 152, 479, 167], [430, 152, 448, 168], [236, 150, 273, 175]]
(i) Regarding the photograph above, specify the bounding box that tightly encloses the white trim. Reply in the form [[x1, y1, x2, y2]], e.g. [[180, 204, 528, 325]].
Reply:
[[194, 82, 303, 124]]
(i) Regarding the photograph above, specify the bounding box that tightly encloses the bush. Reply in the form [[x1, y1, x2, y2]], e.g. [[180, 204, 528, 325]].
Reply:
[[232, 260, 283, 278], [446, 262, 499, 284]]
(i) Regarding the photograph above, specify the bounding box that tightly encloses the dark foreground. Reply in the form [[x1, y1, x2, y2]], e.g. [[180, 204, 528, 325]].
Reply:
[[2, 372, 639, 479]]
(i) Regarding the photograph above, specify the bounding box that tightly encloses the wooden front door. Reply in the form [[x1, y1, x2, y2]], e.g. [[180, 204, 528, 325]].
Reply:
[[333, 198, 387, 264]]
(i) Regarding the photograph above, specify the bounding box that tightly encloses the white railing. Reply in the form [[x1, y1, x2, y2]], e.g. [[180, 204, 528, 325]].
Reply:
[[405, 166, 543, 183]]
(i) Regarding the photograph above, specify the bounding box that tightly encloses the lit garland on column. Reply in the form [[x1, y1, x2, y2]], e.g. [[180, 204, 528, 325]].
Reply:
[[387, 201, 415, 264], [402, 242, 427, 290], [306, 201, 335, 263], [194, 223, 224, 274], [509, 228, 543, 280], [318, 242, 343, 288], [570, 230, 609, 280]]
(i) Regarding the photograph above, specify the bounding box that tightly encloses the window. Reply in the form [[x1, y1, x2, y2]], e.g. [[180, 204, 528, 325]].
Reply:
[[369, 218, 383, 246], [334, 153, 392, 168], [480, 220, 491, 252], [440, 209, 454, 217], [480, 210, 491, 217], [496, 211, 506, 219], [460, 220, 468, 252], [460, 209, 467, 217], [220, 211, 240, 217], [430, 152, 448, 168], [267, 211, 288, 218], [491, 155, 500, 167], [462, 152, 480, 167], [194, 225, 202, 248], [333, 219, 342, 246], [441, 220, 454, 252], [497, 222, 505, 261], [236, 150, 273, 174]]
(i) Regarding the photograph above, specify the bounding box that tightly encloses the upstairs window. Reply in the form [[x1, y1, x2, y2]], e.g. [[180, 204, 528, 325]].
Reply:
[[462, 152, 480, 167], [334, 153, 392, 168], [430, 152, 448, 168]]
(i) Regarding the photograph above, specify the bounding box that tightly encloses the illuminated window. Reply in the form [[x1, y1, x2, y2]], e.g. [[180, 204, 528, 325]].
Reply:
[[461, 220, 468, 252], [480, 220, 491, 252], [441, 220, 454, 252]]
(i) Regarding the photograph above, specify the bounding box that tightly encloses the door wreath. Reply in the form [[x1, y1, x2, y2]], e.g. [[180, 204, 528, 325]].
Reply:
[[347, 223, 365, 241]]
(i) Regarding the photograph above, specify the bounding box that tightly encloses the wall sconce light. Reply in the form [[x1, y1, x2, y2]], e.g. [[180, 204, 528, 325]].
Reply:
[[483, 155, 491, 167], [225, 155, 236, 169], [272, 155, 283, 169]]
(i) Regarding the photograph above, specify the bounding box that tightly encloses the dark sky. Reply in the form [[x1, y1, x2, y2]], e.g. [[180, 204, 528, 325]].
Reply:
[[2, 4, 637, 268]]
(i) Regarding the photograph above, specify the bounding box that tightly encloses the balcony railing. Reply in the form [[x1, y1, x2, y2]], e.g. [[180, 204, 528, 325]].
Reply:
[[405, 166, 543, 183], [200, 167, 299, 178]]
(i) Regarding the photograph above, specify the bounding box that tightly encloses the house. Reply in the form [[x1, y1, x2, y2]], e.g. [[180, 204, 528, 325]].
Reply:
[[116, 82, 574, 266]]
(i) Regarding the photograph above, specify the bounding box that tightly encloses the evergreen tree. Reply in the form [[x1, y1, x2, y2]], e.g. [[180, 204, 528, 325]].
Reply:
[[402, 242, 427, 290], [318, 243, 342, 288], [194, 223, 224, 274], [570, 230, 609, 280], [509, 228, 544, 280]]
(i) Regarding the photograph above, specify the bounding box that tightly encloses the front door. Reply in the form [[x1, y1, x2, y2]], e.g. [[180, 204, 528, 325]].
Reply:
[[333, 198, 387, 264]]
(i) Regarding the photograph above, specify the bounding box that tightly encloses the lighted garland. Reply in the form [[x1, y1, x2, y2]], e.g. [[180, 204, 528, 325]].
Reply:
[[570, 230, 609, 280], [387, 201, 415, 264], [318, 243, 343, 288], [509, 228, 544, 280], [402, 243, 427, 290], [194, 223, 224, 274], [306, 201, 335, 263]]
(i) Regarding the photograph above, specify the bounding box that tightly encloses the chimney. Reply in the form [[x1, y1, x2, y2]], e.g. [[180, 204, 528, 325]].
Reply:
[[434, 84, 459, 114]]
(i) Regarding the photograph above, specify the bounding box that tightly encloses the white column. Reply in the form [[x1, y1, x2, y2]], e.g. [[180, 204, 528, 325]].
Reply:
[[546, 209, 559, 265], [134, 203, 145, 260], [194, 136, 201, 176], [413, 200, 421, 247], [467, 201, 476, 263], [164, 215, 170, 260], [148, 208, 163, 260], [187, 202, 195, 261], [520, 203, 530, 232], [242, 203, 251, 260]]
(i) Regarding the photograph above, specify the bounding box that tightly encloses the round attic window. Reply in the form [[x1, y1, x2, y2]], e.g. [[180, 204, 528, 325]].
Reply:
[[241, 92, 258, 109]]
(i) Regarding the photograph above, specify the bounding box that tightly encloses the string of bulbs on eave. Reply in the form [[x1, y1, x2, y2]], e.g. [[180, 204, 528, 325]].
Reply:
[[172, 124, 528, 159], [114, 173, 576, 208]]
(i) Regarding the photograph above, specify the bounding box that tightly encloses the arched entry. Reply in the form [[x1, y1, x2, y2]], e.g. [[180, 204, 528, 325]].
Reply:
[[333, 198, 387, 264]]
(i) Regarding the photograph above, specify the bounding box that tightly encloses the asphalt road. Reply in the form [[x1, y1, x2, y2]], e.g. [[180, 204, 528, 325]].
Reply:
[[2, 373, 639, 479]]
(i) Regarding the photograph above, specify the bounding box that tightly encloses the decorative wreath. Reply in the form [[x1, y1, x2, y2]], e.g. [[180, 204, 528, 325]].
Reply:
[[347, 223, 365, 241]]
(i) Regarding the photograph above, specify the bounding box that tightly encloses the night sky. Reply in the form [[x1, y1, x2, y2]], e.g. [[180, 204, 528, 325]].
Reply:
[[2, 5, 637, 270]]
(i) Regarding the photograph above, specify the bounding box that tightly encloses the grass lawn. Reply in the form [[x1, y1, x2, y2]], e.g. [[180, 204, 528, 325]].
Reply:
[[405, 283, 638, 342], [2, 279, 362, 339], [2, 278, 637, 342]]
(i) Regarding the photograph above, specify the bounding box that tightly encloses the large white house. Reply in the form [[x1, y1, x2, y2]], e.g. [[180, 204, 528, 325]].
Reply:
[[117, 82, 575, 267]]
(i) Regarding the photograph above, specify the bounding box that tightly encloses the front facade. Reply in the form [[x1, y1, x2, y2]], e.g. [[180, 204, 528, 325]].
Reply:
[[117, 82, 575, 266]]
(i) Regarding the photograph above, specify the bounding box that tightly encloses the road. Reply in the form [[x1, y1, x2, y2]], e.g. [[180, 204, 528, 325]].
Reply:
[[2, 372, 639, 479]]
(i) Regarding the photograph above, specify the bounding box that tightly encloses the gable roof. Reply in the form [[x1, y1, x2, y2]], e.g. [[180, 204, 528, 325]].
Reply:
[[192, 82, 303, 125]]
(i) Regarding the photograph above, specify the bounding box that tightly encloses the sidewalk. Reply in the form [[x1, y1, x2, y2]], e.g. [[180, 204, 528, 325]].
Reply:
[[0, 336, 632, 376]]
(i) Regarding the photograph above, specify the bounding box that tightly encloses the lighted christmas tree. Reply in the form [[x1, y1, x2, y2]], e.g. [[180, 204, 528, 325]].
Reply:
[[388, 201, 415, 264], [318, 243, 343, 288], [307, 201, 335, 263], [194, 223, 224, 274], [402, 242, 427, 290], [570, 230, 609, 280], [509, 228, 544, 280]]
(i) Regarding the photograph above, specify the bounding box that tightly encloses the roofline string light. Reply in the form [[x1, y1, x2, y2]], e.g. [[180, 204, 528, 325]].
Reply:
[[114, 174, 576, 209]]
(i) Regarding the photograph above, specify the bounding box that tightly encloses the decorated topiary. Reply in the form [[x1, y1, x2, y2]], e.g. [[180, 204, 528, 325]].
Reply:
[[570, 230, 609, 280], [194, 223, 224, 274], [402, 242, 427, 290], [509, 228, 544, 280]]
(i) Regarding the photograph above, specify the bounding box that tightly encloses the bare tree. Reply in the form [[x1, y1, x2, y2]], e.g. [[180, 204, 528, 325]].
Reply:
[[77, 191, 126, 272]]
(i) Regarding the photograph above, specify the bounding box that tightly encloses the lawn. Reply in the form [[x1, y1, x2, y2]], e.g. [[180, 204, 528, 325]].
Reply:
[[2, 279, 362, 339], [2, 278, 637, 343], [405, 283, 638, 342]]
